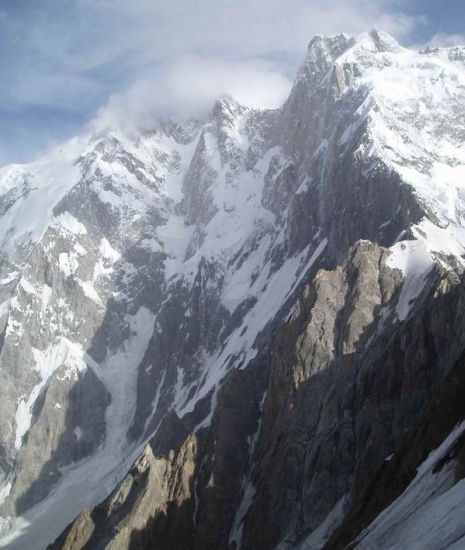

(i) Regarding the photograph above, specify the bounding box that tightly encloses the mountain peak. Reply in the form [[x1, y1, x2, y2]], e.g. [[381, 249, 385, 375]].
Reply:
[[304, 29, 400, 65], [299, 29, 402, 87], [305, 33, 355, 69], [212, 94, 245, 113], [367, 28, 402, 52], [209, 94, 247, 127]]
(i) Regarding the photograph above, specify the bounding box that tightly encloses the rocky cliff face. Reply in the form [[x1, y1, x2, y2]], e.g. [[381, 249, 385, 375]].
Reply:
[[0, 30, 465, 549]]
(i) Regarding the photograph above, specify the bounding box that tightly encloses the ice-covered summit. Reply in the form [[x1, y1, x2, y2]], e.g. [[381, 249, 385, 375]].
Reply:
[[289, 30, 465, 229], [297, 29, 403, 87]]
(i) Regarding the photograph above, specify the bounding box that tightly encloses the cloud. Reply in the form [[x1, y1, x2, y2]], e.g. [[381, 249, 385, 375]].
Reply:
[[0, 0, 429, 163], [89, 0, 423, 130], [426, 33, 465, 48], [85, 0, 420, 62], [1, 0, 424, 111], [94, 57, 292, 131]]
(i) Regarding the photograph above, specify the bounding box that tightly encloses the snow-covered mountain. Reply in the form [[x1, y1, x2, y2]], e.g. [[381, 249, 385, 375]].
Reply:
[[0, 29, 465, 549]]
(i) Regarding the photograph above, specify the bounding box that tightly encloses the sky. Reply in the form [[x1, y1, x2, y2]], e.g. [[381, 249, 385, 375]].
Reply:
[[0, 0, 463, 166]]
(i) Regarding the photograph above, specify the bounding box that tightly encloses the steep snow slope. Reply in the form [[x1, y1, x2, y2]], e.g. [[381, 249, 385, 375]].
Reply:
[[322, 336, 465, 550], [0, 29, 464, 549], [0, 96, 328, 548], [357, 422, 465, 549]]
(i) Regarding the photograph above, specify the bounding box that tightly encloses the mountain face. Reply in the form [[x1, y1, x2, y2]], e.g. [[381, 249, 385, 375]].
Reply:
[[0, 29, 465, 549]]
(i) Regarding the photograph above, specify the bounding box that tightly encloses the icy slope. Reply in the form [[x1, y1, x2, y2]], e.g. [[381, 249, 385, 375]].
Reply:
[[0, 96, 328, 548], [356, 423, 465, 550]]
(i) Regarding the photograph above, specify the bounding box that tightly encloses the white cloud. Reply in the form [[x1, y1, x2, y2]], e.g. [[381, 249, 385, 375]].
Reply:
[[88, 0, 425, 130], [94, 57, 292, 131], [5, 0, 425, 111], [83, 0, 420, 62], [426, 33, 465, 48], [0, 0, 429, 162]]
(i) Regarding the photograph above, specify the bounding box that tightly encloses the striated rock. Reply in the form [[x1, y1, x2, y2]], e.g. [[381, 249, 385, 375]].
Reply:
[[325, 337, 465, 549], [241, 247, 465, 549], [51, 436, 197, 550]]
